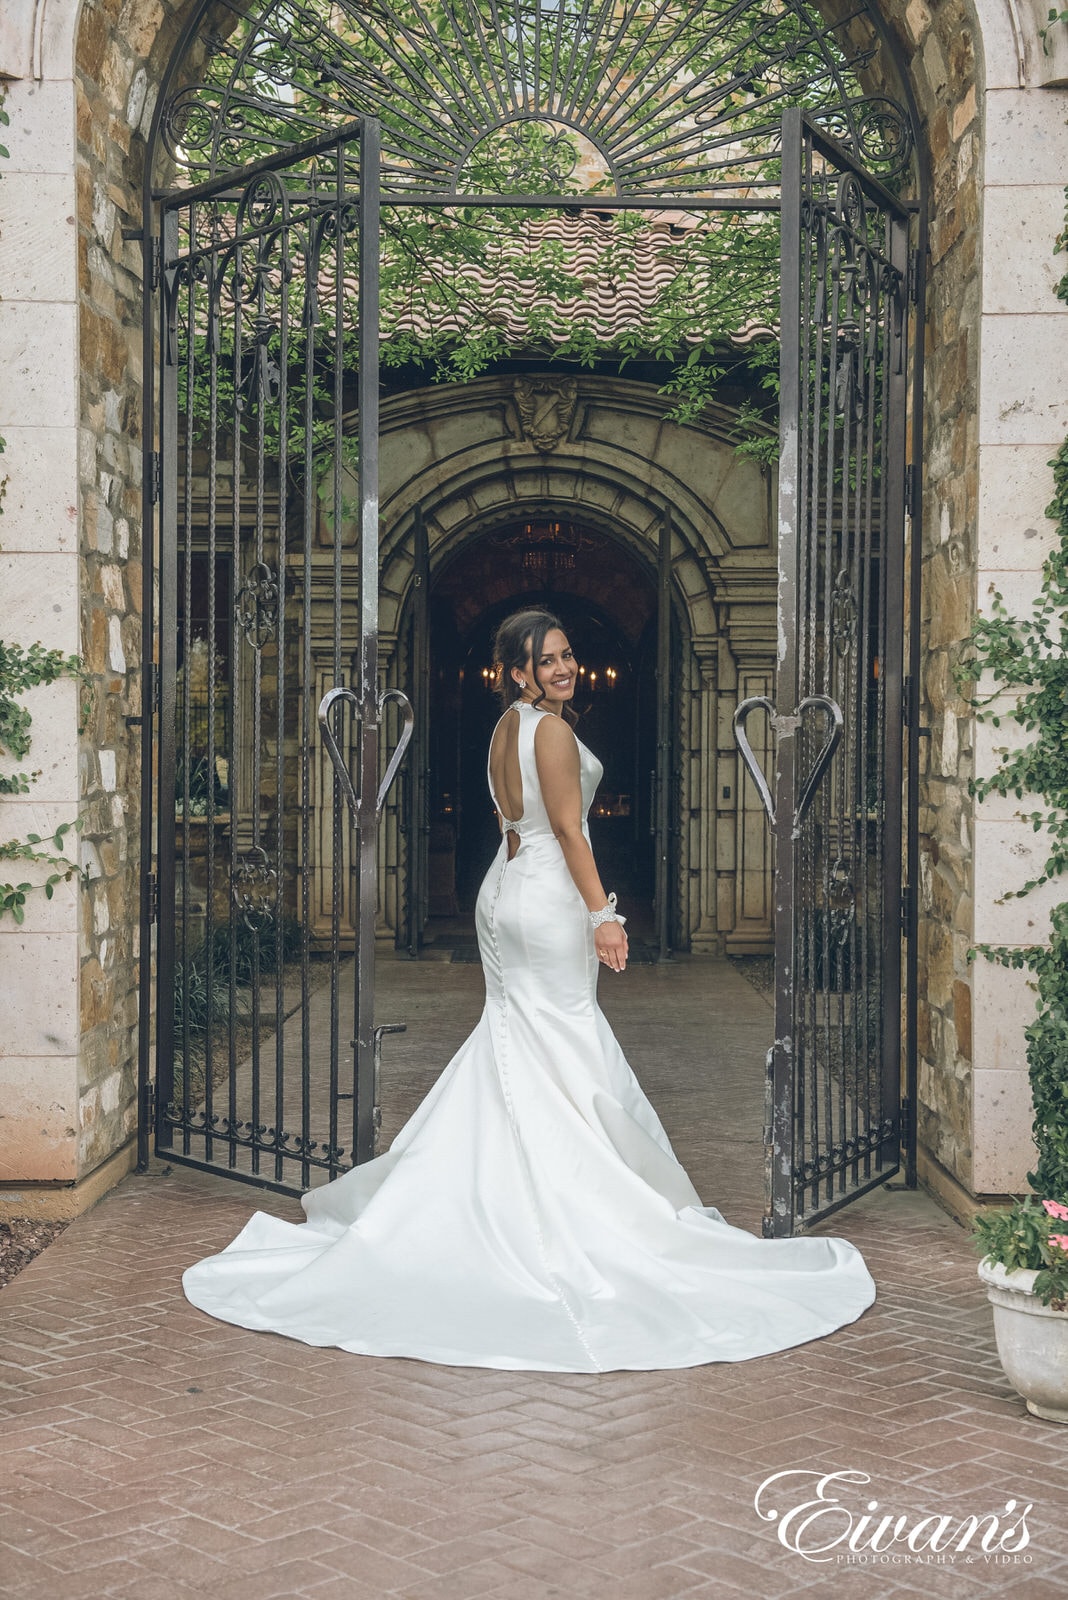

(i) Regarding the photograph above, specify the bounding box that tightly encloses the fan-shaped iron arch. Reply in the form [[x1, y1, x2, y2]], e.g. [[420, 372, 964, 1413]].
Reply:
[[154, 0, 919, 197]]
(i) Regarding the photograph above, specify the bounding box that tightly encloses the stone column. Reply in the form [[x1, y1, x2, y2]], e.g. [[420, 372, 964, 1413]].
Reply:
[[969, 14, 1068, 1198], [0, 23, 87, 1207]]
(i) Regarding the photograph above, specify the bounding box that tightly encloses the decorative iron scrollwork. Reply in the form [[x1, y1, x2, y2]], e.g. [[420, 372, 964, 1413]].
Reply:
[[827, 854, 855, 947], [460, 120, 582, 195], [157, 0, 917, 196], [231, 845, 278, 929], [235, 561, 279, 649], [239, 314, 281, 412], [831, 568, 858, 655], [732, 694, 844, 830], [796, 1118, 896, 1184]]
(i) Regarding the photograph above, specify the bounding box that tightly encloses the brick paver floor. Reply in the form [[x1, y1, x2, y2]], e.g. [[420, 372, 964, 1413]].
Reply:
[[2, 960, 1066, 1598]]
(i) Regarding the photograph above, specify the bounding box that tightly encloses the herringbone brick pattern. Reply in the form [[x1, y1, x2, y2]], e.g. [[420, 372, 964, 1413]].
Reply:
[[3, 963, 1066, 1597]]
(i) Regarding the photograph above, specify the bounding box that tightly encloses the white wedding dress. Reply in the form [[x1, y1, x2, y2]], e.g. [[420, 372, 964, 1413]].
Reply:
[[183, 699, 876, 1370]]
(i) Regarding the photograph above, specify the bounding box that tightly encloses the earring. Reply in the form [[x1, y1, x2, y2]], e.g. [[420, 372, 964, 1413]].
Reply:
[[518, 678, 527, 688]]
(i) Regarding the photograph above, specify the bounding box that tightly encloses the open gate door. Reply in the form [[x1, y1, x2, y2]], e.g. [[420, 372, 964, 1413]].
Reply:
[[734, 110, 913, 1237], [151, 119, 410, 1196]]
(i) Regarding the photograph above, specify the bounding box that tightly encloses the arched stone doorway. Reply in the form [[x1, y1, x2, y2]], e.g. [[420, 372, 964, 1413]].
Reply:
[[376, 374, 778, 960], [420, 524, 665, 940]]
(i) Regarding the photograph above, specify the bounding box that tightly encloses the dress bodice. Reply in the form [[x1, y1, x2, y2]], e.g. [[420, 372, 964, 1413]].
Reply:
[[487, 700, 603, 843]]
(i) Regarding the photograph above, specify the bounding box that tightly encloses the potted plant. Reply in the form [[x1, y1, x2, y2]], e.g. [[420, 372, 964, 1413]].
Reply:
[[971, 901, 1068, 1421], [975, 1198, 1068, 1423]]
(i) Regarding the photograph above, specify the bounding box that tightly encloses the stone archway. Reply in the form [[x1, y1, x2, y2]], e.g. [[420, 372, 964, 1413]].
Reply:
[[370, 374, 778, 956], [4, 0, 1065, 1216]]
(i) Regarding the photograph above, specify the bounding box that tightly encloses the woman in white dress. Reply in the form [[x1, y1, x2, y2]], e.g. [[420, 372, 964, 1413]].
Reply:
[[182, 607, 876, 1371]]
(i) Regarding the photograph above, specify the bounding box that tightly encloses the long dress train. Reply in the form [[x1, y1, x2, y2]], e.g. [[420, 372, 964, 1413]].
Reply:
[[182, 699, 876, 1371]]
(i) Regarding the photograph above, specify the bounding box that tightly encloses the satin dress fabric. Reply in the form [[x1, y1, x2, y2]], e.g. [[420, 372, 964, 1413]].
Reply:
[[182, 699, 877, 1371]]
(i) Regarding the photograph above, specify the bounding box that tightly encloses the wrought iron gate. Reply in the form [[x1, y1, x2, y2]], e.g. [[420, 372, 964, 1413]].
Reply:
[[151, 120, 411, 1195], [734, 111, 915, 1236]]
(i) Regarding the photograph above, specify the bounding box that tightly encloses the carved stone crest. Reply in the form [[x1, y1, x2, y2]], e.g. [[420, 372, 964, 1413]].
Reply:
[[513, 377, 578, 452]]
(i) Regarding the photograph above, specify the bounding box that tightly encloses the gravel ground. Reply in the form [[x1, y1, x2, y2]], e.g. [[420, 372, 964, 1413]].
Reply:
[[0, 1219, 70, 1290], [727, 955, 774, 997]]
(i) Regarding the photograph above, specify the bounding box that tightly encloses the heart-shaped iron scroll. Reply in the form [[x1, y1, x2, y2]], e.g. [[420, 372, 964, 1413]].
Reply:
[[732, 694, 844, 831], [731, 696, 776, 825], [317, 685, 415, 821]]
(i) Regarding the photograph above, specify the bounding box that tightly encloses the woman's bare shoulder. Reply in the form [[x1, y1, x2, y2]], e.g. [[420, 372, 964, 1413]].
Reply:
[[533, 711, 578, 759]]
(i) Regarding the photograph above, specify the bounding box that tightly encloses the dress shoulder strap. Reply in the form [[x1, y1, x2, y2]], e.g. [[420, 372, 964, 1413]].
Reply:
[[515, 700, 552, 808]]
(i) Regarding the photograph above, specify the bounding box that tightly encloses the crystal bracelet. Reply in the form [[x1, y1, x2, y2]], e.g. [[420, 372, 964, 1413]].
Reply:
[[589, 892, 626, 929]]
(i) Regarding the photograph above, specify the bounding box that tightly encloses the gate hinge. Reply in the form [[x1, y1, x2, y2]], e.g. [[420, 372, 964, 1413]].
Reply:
[[907, 247, 922, 305], [149, 451, 162, 505], [905, 462, 921, 520], [149, 236, 162, 293], [141, 1078, 156, 1129], [146, 660, 160, 716], [901, 886, 912, 936], [902, 676, 932, 742], [144, 870, 159, 925], [899, 1095, 912, 1146]]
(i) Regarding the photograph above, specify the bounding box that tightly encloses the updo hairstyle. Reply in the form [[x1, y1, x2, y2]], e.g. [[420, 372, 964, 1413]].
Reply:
[[491, 608, 578, 725]]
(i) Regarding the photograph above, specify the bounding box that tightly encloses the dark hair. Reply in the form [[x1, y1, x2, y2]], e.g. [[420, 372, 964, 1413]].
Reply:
[[491, 608, 577, 724]]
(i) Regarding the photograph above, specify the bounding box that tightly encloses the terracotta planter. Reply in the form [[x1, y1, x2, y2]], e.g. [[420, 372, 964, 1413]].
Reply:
[[978, 1257, 1068, 1423]]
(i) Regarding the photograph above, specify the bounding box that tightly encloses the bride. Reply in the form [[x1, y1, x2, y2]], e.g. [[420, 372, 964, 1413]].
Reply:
[[182, 607, 876, 1371]]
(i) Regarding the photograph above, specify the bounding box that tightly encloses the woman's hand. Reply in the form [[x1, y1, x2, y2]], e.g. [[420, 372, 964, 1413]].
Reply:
[[594, 920, 628, 973]]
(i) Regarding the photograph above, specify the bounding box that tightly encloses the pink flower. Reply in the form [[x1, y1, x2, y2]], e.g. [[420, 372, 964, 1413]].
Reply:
[[1048, 1234, 1068, 1253], [1042, 1199, 1068, 1221]]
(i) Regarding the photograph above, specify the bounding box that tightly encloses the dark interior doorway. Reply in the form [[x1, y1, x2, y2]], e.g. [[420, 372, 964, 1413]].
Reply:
[[416, 520, 663, 947]]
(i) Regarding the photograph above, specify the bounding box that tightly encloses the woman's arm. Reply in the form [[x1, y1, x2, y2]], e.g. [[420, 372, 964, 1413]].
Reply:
[[535, 714, 628, 969]]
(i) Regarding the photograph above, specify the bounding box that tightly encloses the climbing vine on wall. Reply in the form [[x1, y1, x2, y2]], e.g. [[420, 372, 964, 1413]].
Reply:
[[957, 199, 1068, 1203]]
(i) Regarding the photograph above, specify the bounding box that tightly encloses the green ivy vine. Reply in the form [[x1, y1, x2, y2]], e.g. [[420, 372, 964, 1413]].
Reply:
[[960, 198, 1068, 1293]]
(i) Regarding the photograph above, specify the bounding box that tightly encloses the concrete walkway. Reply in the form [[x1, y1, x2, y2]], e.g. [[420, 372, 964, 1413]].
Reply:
[[2, 961, 1066, 1598]]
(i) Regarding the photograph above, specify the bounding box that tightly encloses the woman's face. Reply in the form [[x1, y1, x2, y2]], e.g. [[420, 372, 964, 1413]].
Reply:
[[519, 627, 578, 709]]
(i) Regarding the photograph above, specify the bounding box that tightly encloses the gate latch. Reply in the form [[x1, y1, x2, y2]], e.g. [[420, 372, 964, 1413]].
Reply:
[[373, 1023, 406, 1150]]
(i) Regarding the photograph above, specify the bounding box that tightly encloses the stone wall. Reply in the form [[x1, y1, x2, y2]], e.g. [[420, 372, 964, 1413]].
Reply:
[[71, 0, 161, 1181], [893, 0, 984, 1197]]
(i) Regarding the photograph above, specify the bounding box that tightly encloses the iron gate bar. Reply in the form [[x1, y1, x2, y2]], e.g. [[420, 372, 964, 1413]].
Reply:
[[382, 196, 787, 211], [355, 118, 382, 1165], [903, 204, 929, 1194], [151, 121, 371, 205], [155, 191, 788, 211], [654, 510, 672, 963], [403, 508, 431, 959]]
